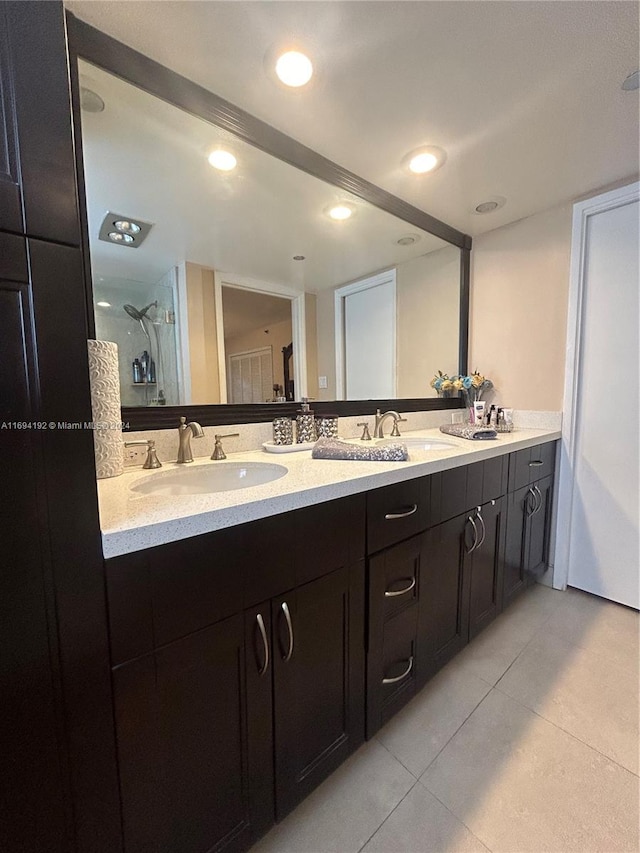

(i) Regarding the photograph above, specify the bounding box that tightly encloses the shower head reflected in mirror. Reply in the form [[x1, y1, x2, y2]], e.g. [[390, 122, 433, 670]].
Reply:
[[123, 301, 157, 322], [123, 301, 164, 396]]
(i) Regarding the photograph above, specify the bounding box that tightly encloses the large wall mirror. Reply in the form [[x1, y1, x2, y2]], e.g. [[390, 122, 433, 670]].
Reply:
[[70, 17, 470, 427]]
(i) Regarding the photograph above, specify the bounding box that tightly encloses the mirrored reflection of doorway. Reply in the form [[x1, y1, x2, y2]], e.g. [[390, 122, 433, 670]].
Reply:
[[334, 270, 397, 400], [221, 285, 294, 403]]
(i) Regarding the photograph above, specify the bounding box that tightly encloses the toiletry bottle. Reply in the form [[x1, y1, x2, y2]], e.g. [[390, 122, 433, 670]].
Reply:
[[132, 358, 142, 383], [140, 350, 150, 382], [296, 398, 317, 443], [149, 358, 156, 384]]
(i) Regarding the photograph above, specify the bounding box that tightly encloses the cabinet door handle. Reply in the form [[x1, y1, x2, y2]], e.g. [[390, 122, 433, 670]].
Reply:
[[382, 656, 414, 685], [529, 460, 544, 467], [280, 601, 294, 662], [384, 577, 416, 598], [384, 504, 418, 520], [533, 485, 542, 514], [255, 613, 269, 676], [475, 508, 486, 550], [466, 515, 479, 553], [525, 487, 536, 517]]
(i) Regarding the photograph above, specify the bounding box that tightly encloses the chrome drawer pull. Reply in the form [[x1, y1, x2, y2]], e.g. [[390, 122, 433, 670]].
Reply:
[[256, 613, 269, 676], [280, 601, 294, 662], [382, 655, 414, 685], [384, 504, 418, 520], [529, 460, 544, 467], [525, 487, 536, 517], [384, 577, 416, 598]]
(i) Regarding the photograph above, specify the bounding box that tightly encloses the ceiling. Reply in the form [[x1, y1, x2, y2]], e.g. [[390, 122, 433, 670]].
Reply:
[[67, 0, 639, 238], [222, 287, 292, 339], [79, 60, 448, 288]]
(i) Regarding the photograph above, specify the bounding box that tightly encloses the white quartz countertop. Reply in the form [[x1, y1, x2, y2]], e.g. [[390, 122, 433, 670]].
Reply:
[[98, 427, 560, 558]]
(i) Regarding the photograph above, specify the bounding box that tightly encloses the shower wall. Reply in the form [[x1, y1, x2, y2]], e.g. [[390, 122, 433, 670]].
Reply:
[[93, 275, 180, 407]]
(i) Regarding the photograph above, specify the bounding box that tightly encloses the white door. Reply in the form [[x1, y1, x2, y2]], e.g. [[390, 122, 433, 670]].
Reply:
[[557, 184, 639, 608], [337, 271, 396, 399]]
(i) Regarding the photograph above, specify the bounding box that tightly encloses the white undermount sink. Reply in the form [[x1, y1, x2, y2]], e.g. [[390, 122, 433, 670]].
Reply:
[[130, 461, 288, 496], [376, 436, 459, 451]]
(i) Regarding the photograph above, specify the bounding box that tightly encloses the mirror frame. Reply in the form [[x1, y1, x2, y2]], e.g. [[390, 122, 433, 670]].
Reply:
[[67, 13, 471, 430]]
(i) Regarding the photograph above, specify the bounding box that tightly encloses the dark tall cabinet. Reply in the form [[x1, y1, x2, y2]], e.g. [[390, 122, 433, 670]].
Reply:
[[0, 4, 120, 851]]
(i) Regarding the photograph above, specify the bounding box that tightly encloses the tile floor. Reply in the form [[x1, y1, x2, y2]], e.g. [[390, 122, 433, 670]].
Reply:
[[251, 585, 640, 853]]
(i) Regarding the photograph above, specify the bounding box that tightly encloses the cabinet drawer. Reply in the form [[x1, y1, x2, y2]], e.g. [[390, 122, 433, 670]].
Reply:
[[367, 477, 429, 553], [368, 535, 422, 647], [367, 606, 418, 736], [431, 456, 508, 524], [508, 442, 556, 492]]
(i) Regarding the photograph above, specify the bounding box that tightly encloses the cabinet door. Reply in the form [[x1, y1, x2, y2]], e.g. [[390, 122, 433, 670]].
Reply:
[[3, 3, 81, 244], [112, 614, 253, 853], [0, 261, 70, 851], [503, 485, 534, 608], [468, 499, 505, 640], [418, 513, 472, 683], [272, 564, 365, 819], [527, 476, 553, 580], [244, 604, 275, 840]]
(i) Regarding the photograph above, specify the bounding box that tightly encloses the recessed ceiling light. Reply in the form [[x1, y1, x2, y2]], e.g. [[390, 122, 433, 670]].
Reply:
[[208, 149, 237, 171], [108, 231, 134, 244], [622, 70, 640, 91], [80, 86, 105, 113], [96, 301, 111, 308], [403, 146, 447, 175], [473, 196, 506, 214], [326, 203, 355, 221], [275, 51, 313, 87], [396, 234, 422, 246], [114, 219, 141, 235]]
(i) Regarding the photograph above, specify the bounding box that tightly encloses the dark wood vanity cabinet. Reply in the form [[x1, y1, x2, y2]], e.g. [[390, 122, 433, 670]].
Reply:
[[104, 441, 556, 851], [504, 443, 556, 608], [105, 495, 365, 853], [112, 614, 255, 853], [504, 473, 555, 607], [366, 455, 509, 735]]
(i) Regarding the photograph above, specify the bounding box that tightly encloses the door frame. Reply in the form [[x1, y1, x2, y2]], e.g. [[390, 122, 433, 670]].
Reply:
[[213, 271, 307, 403], [334, 268, 397, 400], [553, 181, 639, 590]]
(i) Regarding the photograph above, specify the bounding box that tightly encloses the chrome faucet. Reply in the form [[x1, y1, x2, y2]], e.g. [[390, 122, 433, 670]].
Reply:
[[374, 409, 406, 439], [176, 416, 204, 463]]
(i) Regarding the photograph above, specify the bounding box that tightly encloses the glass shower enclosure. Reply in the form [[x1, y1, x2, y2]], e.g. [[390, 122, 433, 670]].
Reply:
[[93, 276, 180, 407]]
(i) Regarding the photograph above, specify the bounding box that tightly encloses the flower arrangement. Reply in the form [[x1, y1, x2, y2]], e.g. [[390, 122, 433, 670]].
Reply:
[[430, 370, 454, 395], [431, 370, 493, 402]]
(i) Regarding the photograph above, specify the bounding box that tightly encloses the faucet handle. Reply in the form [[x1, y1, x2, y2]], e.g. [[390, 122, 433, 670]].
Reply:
[[390, 417, 407, 438], [124, 439, 162, 469], [357, 422, 372, 441], [211, 433, 240, 461]]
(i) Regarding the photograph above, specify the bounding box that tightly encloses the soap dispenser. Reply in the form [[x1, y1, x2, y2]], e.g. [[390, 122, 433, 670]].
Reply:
[[296, 397, 317, 443]]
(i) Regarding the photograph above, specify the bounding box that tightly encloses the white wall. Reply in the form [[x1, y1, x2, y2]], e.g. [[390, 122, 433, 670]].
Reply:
[[469, 204, 573, 410], [397, 245, 460, 397]]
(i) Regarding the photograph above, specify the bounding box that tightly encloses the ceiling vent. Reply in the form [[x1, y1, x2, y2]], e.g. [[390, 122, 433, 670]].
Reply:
[[98, 212, 153, 248]]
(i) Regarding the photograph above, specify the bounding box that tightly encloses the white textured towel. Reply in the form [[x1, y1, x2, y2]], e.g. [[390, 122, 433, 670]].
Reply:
[[439, 423, 497, 440], [311, 437, 408, 461]]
